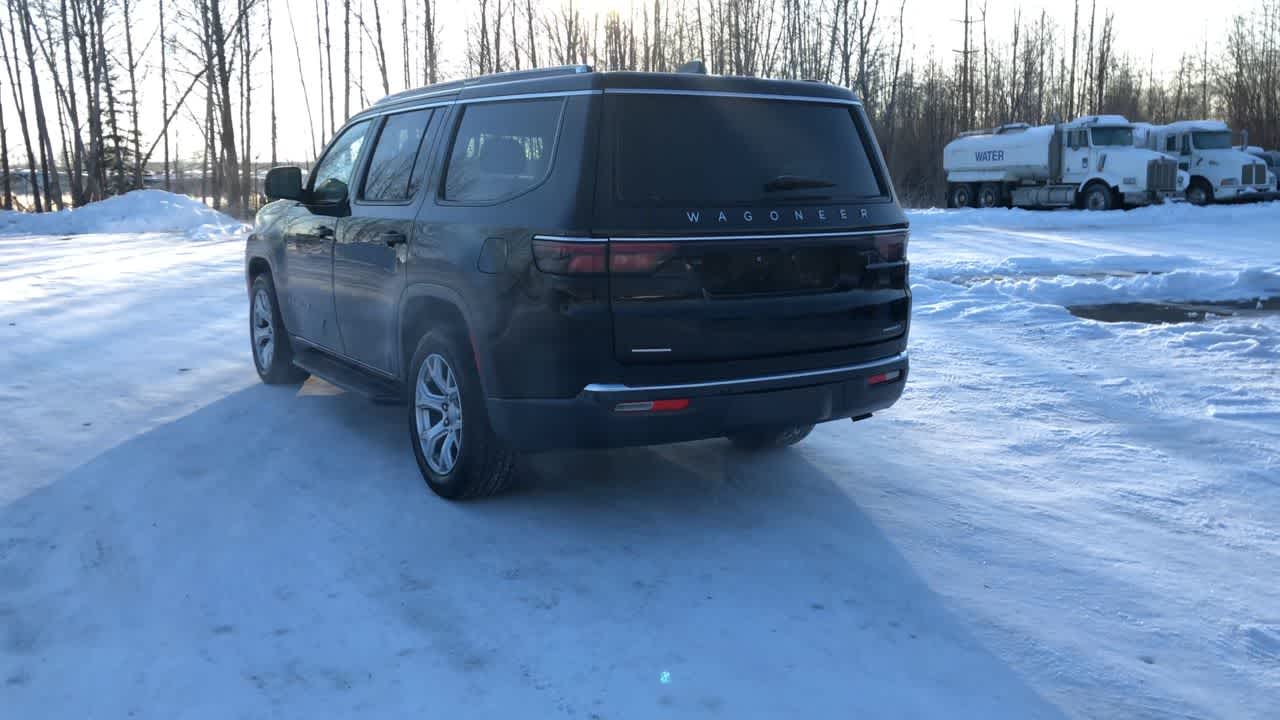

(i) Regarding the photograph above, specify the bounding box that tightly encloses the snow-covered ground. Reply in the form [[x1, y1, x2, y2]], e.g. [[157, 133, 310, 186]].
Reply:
[[1, 196, 1278, 718]]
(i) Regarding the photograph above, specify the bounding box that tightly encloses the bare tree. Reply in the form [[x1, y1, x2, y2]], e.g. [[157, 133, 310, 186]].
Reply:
[[363, 1, 390, 95], [161, 0, 172, 188], [324, 0, 334, 134], [206, 0, 244, 211], [123, 0, 142, 187], [3, 4, 37, 210], [285, 0, 318, 158], [343, 0, 350, 118], [424, 0, 439, 83], [401, 0, 410, 84], [0, 22, 10, 209]]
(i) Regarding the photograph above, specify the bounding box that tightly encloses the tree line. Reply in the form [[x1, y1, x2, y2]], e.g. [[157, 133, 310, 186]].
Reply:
[[1, 0, 1277, 212]]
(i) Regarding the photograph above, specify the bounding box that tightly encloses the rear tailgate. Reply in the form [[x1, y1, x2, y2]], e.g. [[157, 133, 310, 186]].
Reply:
[[595, 88, 909, 364], [610, 230, 909, 363]]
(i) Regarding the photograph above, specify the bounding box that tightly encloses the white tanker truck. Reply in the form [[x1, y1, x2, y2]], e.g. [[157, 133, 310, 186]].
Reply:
[[943, 115, 1183, 210], [1133, 121, 1278, 205]]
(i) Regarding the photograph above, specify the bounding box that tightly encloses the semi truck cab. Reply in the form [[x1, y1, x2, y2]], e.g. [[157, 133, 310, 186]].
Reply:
[[1136, 121, 1275, 205]]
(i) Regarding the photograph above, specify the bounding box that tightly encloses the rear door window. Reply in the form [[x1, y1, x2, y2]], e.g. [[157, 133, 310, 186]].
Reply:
[[607, 94, 885, 207], [361, 109, 435, 202], [442, 99, 564, 203]]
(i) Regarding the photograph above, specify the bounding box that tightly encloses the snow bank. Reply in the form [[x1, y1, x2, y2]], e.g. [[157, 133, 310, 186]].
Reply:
[[951, 267, 1280, 306], [907, 199, 1280, 233], [0, 190, 247, 239], [909, 200, 1280, 364]]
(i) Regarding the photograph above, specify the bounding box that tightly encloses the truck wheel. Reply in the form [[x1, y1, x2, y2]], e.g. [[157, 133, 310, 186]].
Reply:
[[1187, 180, 1213, 206], [728, 424, 814, 451], [407, 330, 517, 500], [977, 183, 1003, 208], [1082, 182, 1114, 211], [249, 273, 309, 385], [949, 184, 975, 209]]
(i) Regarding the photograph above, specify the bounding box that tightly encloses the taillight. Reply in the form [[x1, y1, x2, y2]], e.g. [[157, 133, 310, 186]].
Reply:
[[610, 243, 676, 273], [875, 233, 908, 263], [532, 238, 606, 274]]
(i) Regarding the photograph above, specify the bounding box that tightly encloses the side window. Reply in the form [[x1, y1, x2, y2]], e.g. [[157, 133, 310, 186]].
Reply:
[[311, 120, 372, 203], [1180, 135, 1192, 155], [1165, 136, 1177, 153], [361, 109, 435, 202], [443, 99, 564, 203]]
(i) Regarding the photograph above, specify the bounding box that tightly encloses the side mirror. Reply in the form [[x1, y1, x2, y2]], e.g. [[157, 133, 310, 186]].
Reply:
[[264, 166, 303, 201]]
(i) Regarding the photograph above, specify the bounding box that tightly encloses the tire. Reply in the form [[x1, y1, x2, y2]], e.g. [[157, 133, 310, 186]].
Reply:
[[949, 183, 974, 209], [1186, 179, 1213, 206], [728, 424, 815, 451], [407, 330, 516, 499], [977, 182, 1003, 208], [1082, 182, 1114, 211], [249, 273, 309, 384]]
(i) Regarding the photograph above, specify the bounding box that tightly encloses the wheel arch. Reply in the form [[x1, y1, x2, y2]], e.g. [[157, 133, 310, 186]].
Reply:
[[398, 283, 487, 391], [1077, 176, 1118, 193], [1186, 175, 1215, 204], [246, 254, 273, 293]]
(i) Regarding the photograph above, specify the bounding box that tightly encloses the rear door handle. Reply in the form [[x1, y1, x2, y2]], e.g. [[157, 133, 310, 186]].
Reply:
[[382, 231, 408, 247]]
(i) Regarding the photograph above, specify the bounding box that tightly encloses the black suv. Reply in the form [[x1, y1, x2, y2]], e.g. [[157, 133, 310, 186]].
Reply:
[[246, 65, 910, 499]]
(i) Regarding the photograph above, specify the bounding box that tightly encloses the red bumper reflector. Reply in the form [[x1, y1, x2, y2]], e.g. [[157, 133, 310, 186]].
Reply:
[[614, 398, 690, 413], [867, 370, 902, 386]]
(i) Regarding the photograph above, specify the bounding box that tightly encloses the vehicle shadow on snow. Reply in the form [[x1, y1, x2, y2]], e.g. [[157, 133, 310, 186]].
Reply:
[[1, 384, 1067, 719]]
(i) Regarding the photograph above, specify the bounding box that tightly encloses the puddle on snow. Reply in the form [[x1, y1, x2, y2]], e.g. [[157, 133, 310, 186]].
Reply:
[[1068, 298, 1280, 324]]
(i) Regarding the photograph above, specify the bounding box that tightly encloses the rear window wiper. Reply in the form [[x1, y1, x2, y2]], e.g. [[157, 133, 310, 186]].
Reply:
[[763, 175, 838, 192]]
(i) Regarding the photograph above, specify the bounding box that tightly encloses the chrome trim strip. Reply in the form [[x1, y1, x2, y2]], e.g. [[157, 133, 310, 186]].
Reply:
[[361, 88, 600, 117], [375, 67, 593, 106], [373, 87, 460, 105], [582, 353, 907, 395], [607, 228, 908, 243], [459, 89, 602, 104], [356, 100, 454, 119], [532, 234, 606, 243], [603, 88, 863, 106]]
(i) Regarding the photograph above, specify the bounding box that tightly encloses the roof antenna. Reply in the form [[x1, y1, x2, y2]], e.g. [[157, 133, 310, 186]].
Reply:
[[676, 59, 707, 74]]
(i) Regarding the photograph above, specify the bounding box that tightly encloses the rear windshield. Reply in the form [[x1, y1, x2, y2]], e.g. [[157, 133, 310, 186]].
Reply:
[[607, 94, 885, 207]]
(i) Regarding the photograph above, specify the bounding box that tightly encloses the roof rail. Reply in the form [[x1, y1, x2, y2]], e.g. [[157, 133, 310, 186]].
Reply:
[[371, 65, 593, 107], [467, 64, 593, 88], [677, 59, 707, 74]]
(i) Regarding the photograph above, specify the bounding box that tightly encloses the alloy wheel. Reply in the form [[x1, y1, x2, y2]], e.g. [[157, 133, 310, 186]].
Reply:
[[415, 353, 463, 475], [252, 288, 275, 369]]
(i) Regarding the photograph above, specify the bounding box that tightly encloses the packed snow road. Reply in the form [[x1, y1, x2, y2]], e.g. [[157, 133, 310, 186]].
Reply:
[[2, 199, 1278, 719]]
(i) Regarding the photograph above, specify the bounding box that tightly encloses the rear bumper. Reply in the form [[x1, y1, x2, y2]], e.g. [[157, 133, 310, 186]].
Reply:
[[487, 353, 908, 451]]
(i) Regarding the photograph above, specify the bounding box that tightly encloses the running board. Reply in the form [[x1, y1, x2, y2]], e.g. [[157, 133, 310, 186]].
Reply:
[[292, 348, 403, 404]]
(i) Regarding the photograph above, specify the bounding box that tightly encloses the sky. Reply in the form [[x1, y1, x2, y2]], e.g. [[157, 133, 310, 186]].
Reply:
[[1, 0, 1265, 169]]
